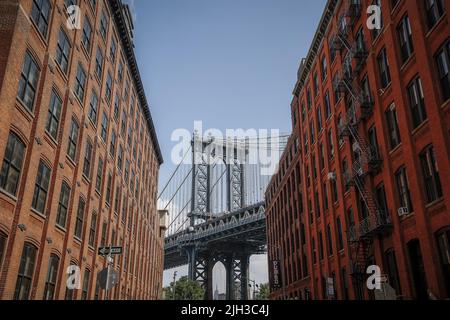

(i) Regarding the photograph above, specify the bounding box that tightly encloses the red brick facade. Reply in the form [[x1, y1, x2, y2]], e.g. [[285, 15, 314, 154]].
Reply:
[[0, 0, 164, 300], [267, 0, 450, 300]]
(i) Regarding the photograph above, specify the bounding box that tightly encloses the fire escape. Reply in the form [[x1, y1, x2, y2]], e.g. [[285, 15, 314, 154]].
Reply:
[[331, 0, 392, 298]]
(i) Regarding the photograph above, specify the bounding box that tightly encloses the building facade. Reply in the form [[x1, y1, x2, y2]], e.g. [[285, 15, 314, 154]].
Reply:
[[0, 0, 165, 300], [267, 0, 450, 300]]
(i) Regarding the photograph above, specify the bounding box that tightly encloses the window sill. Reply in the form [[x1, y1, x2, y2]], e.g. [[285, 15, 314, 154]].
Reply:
[[399, 53, 416, 73], [15, 98, 35, 122], [30, 207, 47, 221], [54, 61, 69, 82], [44, 131, 59, 149], [425, 198, 445, 210], [66, 156, 77, 170], [0, 188, 18, 203], [73, 236, 82, 245], [388, 143, 403, 157], [425, 13, 447, 39], [411, 119, 429, 137], [55, 224, 67, 234]]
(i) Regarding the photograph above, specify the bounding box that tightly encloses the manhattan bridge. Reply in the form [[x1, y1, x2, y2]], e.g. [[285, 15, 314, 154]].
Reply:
[[159, 132, 289, 300]]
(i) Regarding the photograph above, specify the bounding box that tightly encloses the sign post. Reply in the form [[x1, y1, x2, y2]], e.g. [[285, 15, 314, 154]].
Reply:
[[98, 245, 122, 299]]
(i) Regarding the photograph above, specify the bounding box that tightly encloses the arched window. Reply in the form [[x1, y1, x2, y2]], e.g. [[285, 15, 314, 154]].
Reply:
[[43, 254, 60, 300], [14, 242, 38, 300], [0, 231, 7, 267], [0, 132, 26, 196], [436, 228, 450, 298]]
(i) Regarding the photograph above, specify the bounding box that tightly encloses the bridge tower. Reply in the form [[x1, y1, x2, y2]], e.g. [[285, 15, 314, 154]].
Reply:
[[187, 134, 250, 300]]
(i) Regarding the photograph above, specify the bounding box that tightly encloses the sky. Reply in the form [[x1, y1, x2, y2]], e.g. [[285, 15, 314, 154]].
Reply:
[[125, 0, 327, 292]]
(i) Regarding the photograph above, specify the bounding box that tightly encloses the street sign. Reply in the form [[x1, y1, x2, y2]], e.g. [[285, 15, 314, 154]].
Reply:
[[271, 260, 282, 290], [98, 246, 122, 256], [97, 268, 119, 290]]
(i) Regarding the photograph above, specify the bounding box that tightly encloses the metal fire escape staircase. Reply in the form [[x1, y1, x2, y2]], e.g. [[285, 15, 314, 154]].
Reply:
[[331, 1, 392, 284]]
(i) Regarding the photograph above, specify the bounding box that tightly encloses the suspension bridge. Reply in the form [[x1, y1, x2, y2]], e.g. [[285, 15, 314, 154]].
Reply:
[[159, 132, 289, 300]]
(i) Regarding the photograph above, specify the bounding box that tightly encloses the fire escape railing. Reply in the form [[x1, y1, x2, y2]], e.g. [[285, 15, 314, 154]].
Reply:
[[330, 1, 392, 276]]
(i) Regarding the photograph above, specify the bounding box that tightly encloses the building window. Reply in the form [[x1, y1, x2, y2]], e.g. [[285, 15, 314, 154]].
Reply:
[[321, 56, 327, 80], [100, 112, 108, 142], [110, 37, 117, 61], [74, 63, 86, 101], [56, 182, 71, 228], [307, 88, 312, 110], [397, 15, 414, 64], [31, 161, 51, 214], [328, 129, 334, 159], [31, 0, 51, 38], [106, 173, 112, 204], [419, 145, 443, 203], [324, 91, 331, 119], [385, 249, 402, 296], [124, 160, 130, 183], [0, 132, 26, 196], [45, 90, 63, 140], [313, 73, 319, 96], [377, 48, 391, 89], [337, 217, 344, 251], [319, 232, 324, 261], [436, 229, 450, 297], [110, 130, 117, 157], [435, 40, 450, 101], [341, 267, 349, 300], [0, 232, 7, 268], [43, 254, 59, 300], [327, 224, 334, 256], [316, 105, 323, 132], [83, 140, 93, 178], [407, 77, 427, 128], [89, 212, 97, 247], [95, 157, 104, 193], [88, 91, 99, 124], [386, 104, 401, 150], [99, 10, 108, 39], [14, 243, 37, 300], [95, 47, 104, 77], [101, 221, 108, 247], [117, 145, 124, 171], [395, 166, 413, 213], [55, 29, 71, 73], [17, 52, 40, 111], [425, 0, 445, 30], [74, 197, 86, 239], [81, 269, 90, 300], [114, 186, 121, 214], [368, 126, 380, 159], [114, 95, 120, 121], [81, 17, 93, 52], [331, 176, 338, 203], [67, 118, 79, 161], [105, 71, 113, 102]]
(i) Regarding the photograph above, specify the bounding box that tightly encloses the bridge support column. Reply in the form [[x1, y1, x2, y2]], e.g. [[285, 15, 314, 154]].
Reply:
[[225, 255, 235, 300], [205, 256, 214, 300], [240, 254, 250, 300], [224, 253, 251, 300], [187, 246, 197, 281]]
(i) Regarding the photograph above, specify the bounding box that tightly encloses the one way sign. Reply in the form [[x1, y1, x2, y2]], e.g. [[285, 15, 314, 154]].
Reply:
[[98, 246, 123, 256]]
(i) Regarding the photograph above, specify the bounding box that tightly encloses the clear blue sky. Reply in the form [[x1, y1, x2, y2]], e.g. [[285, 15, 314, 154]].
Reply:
[[125, 0, 327, 290]]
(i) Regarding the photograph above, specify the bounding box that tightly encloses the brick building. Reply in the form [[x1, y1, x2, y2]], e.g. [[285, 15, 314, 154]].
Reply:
[[266, 0, 450, 300], [0, 0, 165, 300]]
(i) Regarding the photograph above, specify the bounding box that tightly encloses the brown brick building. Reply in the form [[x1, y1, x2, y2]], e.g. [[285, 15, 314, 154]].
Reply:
[[267, 0, 450, 300], [0, 0, 165, 300]]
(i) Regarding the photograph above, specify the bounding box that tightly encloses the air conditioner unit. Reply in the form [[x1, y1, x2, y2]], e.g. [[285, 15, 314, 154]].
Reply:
[[398, 207, 409, 217], [327, 172, 337, 181]]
